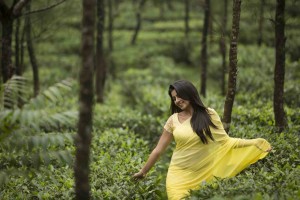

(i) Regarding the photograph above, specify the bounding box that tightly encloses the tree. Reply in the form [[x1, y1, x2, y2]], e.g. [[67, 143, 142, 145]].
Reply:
[[0, 0, 30, 83], [131, 0, 147, 45], [108, 0, 113, 52], [95, 0, 106, 103], [15, 18, 21, 76], [273, 0, 287, 132], [74, 0, 95, 199], [0, 0, 66, 84], [200, 0, 210, 97], [258, 0, 266, 46], [184, 0, 190, 38], [220, 0, 228, 96], [223, 0, 242, 133], [25, 0, 39, 97]]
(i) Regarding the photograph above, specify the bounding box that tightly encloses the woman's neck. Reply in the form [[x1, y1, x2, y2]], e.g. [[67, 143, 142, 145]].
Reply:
[[182, 107, 193, 116]]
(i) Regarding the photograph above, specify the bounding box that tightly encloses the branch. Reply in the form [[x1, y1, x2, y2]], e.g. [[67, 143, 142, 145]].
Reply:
[[22, 0, 66, 16], [13, 0, 30, 16]]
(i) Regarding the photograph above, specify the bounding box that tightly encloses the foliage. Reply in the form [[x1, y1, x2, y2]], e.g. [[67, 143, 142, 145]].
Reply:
[[93, 104, 164, 145], [0, 128, 165, 199], [90, 128, 164, 199], [0, 77, 77, 187]]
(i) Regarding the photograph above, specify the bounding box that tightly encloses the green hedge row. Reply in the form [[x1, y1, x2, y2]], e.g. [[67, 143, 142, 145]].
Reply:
[[0, 128, 165, 199]]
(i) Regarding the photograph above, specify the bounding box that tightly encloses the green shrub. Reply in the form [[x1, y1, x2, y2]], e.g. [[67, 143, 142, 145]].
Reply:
[[93, 104, 164, 144], [0, 128, 165, 199]]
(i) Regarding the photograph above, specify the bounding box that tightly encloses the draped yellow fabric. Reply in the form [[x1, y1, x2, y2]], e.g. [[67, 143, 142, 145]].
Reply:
[[164, 108, 271, 200]]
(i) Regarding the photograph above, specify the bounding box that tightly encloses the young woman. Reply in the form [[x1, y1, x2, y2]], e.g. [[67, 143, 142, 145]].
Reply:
[[133, 80, 271, 200]]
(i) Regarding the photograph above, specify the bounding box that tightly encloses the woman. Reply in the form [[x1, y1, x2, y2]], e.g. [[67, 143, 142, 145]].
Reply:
[[133, 80, 271, 200]]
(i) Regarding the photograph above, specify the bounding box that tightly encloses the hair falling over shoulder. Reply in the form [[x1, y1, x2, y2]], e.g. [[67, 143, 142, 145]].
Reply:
[[168, 80, 218, 144]]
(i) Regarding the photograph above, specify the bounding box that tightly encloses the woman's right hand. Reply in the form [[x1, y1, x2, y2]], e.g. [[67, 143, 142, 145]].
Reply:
[[132, 171, 146, 181]]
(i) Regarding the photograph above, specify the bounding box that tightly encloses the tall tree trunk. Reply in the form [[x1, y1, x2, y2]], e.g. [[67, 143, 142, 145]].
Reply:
[[108, 0, 113, 52], [208, 5, 213, 44], [258, 0, 265, 46], [25, 1, 39, 97], [0, 0, 30, 84], [95, 0, 106, 103], [220, 0, 228, 96], [1, 18, 14, 83], [0, 23, 2, 83], [200, 0, 210, 97], [274, 0, 287, 132], [20, 21, 26, 74], [166, 0, 173, 10], [131, 0, 147, 45], [74, 0, 95, 199], [184, 0, 190, 38], [222, 0, 242, 133], [15, 18, 21, 75]]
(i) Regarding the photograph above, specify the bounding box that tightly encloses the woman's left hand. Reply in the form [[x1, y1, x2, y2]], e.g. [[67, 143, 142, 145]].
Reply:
[[132, 171, 146, 181]]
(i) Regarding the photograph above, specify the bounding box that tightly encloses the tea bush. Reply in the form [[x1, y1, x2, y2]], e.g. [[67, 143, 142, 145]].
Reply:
[[93, 104, 164, 144], [0, 128, 165, 199]]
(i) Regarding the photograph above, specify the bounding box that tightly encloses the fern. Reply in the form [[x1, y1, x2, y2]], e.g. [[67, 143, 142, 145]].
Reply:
[[0, 76, 77, 187]]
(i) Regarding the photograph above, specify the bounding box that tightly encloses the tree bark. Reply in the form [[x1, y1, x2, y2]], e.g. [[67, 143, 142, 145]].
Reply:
[[0, 0, 30, 84], [222, 0, 242, 133], [0, 23, 2, 83], [25, 1, 39, 97], [131, 0, 147, 45], [184, 0, 190, 38], [95, 0, 106, 103], [108, 0, 113, 52], [274, 0, 287, 132], [15, 17, 21, 75], [74, 0, 95, 199], [200, 0, 210, 97], [258, 0, 265, 46], [220, 0, 228, 96], [1, 17, 14, 83]]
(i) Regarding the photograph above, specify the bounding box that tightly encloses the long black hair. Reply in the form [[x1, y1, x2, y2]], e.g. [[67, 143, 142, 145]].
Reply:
[[168, 80, 218, 144]]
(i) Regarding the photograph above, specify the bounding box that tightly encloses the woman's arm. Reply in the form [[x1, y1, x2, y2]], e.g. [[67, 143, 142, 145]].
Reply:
[[133, 129, 173, 180]]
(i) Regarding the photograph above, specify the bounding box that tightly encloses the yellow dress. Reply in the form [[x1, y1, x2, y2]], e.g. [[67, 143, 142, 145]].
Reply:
[[164, 108, 271, 200]]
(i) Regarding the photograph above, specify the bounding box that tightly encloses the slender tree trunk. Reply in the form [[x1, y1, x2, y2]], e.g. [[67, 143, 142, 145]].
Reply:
[[1, 18, 14, 83], [15, 18, 20, 75], [222, 0, 242, 133], [220, 0, 228, 96], [131, 0, 147, 45], [74, 0, 95, 199], [0, 23, 2, 83], [25, 1, 39, 97], [258, 0, 265, 46], [159, 3, 165, 19], [184, 0, 190, 38], [95, 0, 106, 103], [0, 0, 29, 84], [15, 17, 23, 108], [200, 0, 210, 97], [274, 0, 287, 132], [17, 25, 26, 108], [166, 0, 173, 10], [108, 0, 113, 52], [20, 21, 26, 74], [208, 5, 213, 44]]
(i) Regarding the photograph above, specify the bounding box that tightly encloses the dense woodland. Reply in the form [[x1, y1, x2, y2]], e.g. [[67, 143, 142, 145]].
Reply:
[[0, 0, 299, 199]]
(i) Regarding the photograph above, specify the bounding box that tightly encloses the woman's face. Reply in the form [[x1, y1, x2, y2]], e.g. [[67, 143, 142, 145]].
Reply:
[[171, 89, 191, 111]]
